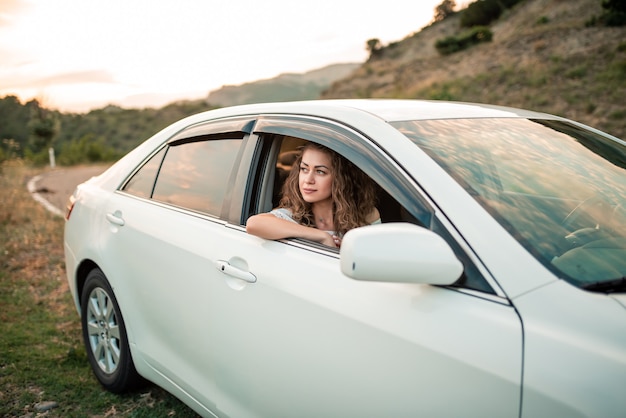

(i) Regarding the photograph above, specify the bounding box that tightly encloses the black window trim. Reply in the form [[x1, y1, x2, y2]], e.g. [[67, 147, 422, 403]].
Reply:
[[167, 117, 255, 146]]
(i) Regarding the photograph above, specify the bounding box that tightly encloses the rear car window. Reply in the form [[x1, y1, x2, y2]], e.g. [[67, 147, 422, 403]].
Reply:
[[122, 138, 242, 216]]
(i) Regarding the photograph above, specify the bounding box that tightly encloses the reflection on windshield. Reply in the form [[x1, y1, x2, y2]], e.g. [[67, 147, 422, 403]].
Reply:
[[393, 118, 626, 290]]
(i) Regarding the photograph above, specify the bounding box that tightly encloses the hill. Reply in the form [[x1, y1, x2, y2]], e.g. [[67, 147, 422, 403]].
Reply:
[[0, 64, 360, 164], [205, 63, 360, 107], [322, 0, 626, 139], [2, 0, 624, 166]]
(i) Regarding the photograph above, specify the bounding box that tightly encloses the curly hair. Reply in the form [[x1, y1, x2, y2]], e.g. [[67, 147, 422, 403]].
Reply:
[[278, 142, 378, 236]]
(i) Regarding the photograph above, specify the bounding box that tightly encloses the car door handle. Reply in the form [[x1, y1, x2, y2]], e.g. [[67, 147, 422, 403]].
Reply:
[[106, 211, 125, 226], [215, 260, 257, 283]]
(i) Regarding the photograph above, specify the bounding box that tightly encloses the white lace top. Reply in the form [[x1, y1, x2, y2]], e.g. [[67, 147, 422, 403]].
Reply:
[[270, 208, 381, 236]]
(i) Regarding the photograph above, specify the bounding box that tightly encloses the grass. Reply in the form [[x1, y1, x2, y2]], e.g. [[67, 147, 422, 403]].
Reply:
[[407, 47, 625, 140], [0, 160, 199, 417]]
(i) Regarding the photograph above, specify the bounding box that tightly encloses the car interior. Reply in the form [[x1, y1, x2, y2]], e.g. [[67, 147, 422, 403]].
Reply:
[[259, 135, 414, 226]]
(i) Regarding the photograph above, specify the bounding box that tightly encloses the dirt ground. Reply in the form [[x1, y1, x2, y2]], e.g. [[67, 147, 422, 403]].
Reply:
[[29, 164, 110, 216]]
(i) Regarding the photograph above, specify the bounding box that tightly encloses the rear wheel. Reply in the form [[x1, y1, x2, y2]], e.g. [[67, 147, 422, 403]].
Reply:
[[81, 268, 142, 393]]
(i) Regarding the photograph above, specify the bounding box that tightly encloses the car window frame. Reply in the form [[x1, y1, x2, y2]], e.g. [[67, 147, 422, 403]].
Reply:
[[240, 115, 504, 297], [252, 115, 433, 226], [118, 116, 256, 219]]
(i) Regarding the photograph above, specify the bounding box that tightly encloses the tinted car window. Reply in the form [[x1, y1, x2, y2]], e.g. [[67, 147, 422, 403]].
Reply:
[[123, 138, 242, 216], [152, 139, 242, 215], [123, 147, 166, 198]]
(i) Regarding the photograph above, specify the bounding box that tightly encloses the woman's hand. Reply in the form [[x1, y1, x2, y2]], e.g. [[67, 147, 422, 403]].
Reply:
[[248, 213, 340, 248], [319, 233, 341, 248]]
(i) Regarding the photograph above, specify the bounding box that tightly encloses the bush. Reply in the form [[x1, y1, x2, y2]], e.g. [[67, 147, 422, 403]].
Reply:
[[460, 0, 523, 28], [603, 10, 626, 26], [435, 26, 493, 55], [56, 134, 122, 166], [23, 148, 51, 167], [461, 0, 502, 27], [587, 0, 626, 27], [536, 16, 550, 25], [603, 0, 626, 13]]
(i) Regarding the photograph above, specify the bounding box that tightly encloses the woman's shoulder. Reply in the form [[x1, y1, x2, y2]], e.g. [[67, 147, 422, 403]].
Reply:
[[367, 207, 381, 224], [270, 207, 297, 222]]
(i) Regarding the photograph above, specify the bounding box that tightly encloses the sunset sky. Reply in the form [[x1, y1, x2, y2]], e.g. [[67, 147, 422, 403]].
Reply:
[[0, 0, 461, 113]]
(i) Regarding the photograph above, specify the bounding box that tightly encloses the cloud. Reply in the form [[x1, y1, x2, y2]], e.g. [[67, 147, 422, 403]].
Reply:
[[35, 70, 116, 86], [4, 69, 116, 89], [0, 0, 27, 27]]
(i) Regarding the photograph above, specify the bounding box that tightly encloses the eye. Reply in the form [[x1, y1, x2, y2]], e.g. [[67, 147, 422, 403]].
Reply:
[[300, 166, 309, 173], [316, 169, 327, 175]]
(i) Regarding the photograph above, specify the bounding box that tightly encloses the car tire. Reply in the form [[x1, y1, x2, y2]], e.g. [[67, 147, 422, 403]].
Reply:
[[81, 268, 143, 393]]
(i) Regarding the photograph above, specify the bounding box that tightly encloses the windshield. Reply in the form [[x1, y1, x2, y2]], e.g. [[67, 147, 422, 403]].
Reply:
[[393, 118, 626, 291]]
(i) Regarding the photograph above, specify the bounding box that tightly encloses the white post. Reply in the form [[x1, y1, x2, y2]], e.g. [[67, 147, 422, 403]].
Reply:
[[48, 147, 56, 168]]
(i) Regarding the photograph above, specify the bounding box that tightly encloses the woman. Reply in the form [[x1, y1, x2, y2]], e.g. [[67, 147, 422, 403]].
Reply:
[[246, 142, 380, 247]]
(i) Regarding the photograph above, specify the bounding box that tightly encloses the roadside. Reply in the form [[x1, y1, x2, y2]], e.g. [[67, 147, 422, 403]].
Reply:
[[1, 161, 198, 416], [28, 164, 110, 217]]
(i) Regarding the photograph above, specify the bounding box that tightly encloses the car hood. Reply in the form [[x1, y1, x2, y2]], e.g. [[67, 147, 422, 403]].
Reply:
[[610, 294, 626, 310]]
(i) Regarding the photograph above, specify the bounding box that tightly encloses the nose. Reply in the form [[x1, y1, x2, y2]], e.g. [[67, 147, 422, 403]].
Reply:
[[303, 171, 315, 183]]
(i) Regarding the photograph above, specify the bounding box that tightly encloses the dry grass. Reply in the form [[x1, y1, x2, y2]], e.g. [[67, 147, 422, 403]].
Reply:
[[0, 160, 198, 417], [322, 0, 625, 139]]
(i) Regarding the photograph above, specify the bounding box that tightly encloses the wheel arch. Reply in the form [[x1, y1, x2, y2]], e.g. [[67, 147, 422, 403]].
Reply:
[[75, 259, 100, 311]]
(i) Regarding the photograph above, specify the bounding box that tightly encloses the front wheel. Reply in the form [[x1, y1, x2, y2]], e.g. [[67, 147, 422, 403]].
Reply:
[[81, 268, 143, 393]]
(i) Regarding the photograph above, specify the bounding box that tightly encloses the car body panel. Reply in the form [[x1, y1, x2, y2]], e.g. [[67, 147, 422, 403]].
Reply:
[[63, 99, 626, 417], [515, 280, 626, 417], [200, 230, 522, 417]]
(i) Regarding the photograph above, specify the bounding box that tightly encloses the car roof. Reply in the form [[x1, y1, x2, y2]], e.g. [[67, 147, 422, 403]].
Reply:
[[192, 99, 559, 124]]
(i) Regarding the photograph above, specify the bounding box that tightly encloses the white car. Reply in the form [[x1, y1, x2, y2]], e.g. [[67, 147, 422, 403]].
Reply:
[[64, 99, 626, 418]]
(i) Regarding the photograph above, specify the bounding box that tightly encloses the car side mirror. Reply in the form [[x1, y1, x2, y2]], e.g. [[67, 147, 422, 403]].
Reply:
[[340, 223, 463, 285]]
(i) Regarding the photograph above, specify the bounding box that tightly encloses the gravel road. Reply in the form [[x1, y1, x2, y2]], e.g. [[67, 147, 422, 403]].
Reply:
[[29, 164, 110, 217]]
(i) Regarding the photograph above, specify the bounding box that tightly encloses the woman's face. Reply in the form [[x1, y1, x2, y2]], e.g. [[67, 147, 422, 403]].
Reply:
[[298, 147, 333, 204]]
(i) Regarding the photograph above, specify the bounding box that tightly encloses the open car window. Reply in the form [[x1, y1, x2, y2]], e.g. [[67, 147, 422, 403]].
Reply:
[[249, 126, 495, 295]]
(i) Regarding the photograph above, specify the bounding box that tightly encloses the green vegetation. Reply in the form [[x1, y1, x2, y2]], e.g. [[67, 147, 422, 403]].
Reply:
[[433, 0, 523, 56], [433, 0, 457, 23], [322, 0, 625, 140], [587, 0, 626, 26], [0, 161, 199, 417], [412, 44, 625, 137], [460, 0, 523, 28], [0, 97, 212, 167], [366, 38, 383, 60], [536, 16, 550, 25], [435, 26, 493, 55]]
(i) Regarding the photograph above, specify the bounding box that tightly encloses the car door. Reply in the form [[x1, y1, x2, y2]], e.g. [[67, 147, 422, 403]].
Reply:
[[206, 118, 524, 417], [99, 117, 258, 413]]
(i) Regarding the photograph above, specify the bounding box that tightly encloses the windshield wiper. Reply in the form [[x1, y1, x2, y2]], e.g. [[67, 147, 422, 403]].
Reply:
[[581, 277, 626, 293]]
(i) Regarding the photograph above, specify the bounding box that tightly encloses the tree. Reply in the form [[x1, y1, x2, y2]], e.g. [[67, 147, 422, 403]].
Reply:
[[434, 0, 457, 22], [27, 103, 59, 155], [366, 38, 383, 60], [460, 0, 503, 27]]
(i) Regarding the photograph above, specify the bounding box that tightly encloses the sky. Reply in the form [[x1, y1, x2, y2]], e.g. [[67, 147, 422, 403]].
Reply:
[[0, 0, 459, 113]]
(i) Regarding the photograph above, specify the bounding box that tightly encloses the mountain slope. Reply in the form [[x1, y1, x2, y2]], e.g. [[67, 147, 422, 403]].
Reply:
[[321, 0, 625, 138], [206, 63, 359, 107]]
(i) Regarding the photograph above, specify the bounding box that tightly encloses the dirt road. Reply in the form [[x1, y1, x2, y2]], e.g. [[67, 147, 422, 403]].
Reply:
[[29, 164, 110, 217]]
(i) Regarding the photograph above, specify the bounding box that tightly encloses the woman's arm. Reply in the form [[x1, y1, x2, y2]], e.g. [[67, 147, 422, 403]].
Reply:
[[246, 213, 336, 246], [367, 208, 381, 224]]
